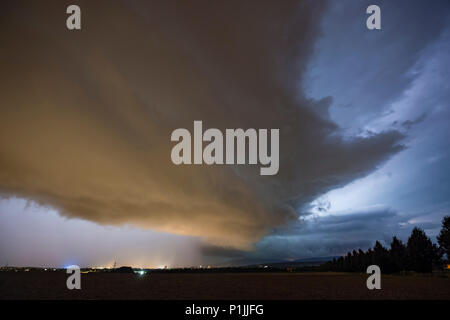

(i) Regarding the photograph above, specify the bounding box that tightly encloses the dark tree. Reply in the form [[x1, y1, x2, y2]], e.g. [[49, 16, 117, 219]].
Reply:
[[406, 227, 440, 272], [365, 248, 374, 267], [320, 223, 445, 273], [357, 249, 366, 272], [351, 250, 358, 271], [372, 241, 389, 271], [389, 236, 406, 272], [337, 256, 344, 271], [344, 252, 352, 271], [437, 215, 450, 262]]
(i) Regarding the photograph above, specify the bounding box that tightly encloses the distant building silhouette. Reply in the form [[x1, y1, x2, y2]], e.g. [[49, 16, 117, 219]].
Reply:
[[113, 266, 134, 273]]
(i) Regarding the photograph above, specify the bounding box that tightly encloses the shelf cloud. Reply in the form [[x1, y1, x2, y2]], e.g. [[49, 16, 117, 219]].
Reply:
[[0, 0, 404, 249]]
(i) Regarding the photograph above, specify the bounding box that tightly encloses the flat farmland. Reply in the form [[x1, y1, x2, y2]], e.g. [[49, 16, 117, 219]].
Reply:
[[1, 272, 449, 300]]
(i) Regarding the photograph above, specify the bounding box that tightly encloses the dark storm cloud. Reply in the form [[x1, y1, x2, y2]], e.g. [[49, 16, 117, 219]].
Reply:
[[306, 0, 450, 131], [0, 0, 403, 249], [202, 207, 399, 263], [219, 207, 448, 264]]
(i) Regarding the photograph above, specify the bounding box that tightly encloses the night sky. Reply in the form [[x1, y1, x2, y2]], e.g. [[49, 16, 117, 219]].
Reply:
[[1, 0, 449, 268]]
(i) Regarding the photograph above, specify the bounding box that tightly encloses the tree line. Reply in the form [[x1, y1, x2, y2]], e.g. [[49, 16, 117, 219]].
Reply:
[[321, 216, 450, 273]]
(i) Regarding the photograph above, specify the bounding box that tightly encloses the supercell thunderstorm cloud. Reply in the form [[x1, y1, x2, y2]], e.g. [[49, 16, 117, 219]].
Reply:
[[0, 0, 449, 267]]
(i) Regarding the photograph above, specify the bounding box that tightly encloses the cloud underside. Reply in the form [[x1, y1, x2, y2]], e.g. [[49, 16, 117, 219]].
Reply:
[[0, 0, 403, 248], [202, 207, 400, 263]]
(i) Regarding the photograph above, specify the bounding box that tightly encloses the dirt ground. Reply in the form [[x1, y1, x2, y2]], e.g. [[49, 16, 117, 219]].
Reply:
[[1, 272, 449, 300]]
